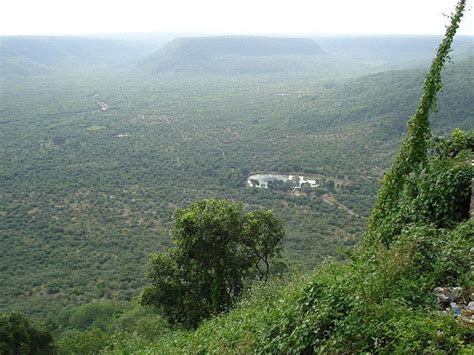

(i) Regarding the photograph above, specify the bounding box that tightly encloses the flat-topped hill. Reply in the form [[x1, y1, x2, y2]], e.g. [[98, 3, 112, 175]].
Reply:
[[157, 36, 324, 56], [140, 36, 325, 73]]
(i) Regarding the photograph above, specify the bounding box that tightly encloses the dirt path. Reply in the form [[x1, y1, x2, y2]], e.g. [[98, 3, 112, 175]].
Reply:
[[321, 193, 359, 218]]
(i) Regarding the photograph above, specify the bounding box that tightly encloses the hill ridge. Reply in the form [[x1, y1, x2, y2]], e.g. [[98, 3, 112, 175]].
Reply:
[[140, 35, 325, 73]]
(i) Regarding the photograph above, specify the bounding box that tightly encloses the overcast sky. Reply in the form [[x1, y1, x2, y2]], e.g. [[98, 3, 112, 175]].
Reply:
[[1, 0, 473, 36]]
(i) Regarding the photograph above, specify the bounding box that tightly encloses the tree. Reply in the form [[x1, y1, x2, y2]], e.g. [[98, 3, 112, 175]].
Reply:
[[56, 327, 108, 354], [140, 199, 284, 327], [242, 210, 284, 282], [300, 182, 312, 194], [250, 178, 260, 187], [326, 179, 335, 192], [0, 312, 55, 355]]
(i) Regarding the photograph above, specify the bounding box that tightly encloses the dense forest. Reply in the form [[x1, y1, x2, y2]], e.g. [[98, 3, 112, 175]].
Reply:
[[0, 0, 473, 352]]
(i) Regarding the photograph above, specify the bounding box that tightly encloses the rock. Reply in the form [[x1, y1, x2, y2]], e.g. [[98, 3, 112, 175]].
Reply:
[[468, 301, 474, 312], [434, 287, 451, 306], [435, 293, 451, 303], [449, 287, 463, 301], [460, 315, 474, 326], [450, 302, 461, 316]]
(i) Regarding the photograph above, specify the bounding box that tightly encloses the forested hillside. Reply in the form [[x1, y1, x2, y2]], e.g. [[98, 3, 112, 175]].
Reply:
[[0, 35, 168, 77], [86, 3, 472, 352], [1, 33, 472, 322], [1, 2, 473, 350], [314, 35, 473, 63]]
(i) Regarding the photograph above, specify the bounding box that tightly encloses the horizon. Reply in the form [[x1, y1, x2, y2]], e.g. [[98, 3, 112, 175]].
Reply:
[[1, 32, 474, 39]]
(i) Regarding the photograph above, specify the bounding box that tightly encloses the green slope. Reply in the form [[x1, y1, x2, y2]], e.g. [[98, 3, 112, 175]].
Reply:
[[100, 4, 474, 352], [1, 57, 472, 319]]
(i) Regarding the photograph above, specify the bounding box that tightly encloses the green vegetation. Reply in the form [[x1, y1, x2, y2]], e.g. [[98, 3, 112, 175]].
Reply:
[[141, 199, 284, 326], [0, 1, 473, 353], [41, 1, 474, 353], [366, 0, 469, 246], [128, 125, 472, 350], [53, 301, 169, 354], [0, 312, 55, 354], [1, 35, 472, 320], [99, 2, 471, 352]]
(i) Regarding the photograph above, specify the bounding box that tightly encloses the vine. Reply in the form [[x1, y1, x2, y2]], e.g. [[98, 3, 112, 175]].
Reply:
[[364, 0, 467, 246]]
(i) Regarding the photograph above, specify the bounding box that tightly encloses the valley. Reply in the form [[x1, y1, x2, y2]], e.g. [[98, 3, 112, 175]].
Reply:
[[0, 34, 472, 323], [1, 0, 473, 351]]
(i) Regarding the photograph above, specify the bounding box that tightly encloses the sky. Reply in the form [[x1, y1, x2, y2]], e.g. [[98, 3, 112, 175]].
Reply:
[[0, 0, 473, 36]]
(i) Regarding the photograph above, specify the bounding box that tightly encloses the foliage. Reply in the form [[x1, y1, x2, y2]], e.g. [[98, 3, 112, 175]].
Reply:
[[109, 306, 170, 341], [54, 302, 169, 354], [100, 2, 473, 353], [0, 312, 55, 355], [118, 214, 472, 353], [365, 0, 467, 246], [1, 7, 473, 354], [109, 216, 471, 353], [140, 199, 284, 327], [242, 210, 285, 281], [63, 301, 130, 331], [1, 38, 472, 318], [361, 129, 473, 246], [433, 128, 474, 158], [56, 327, 108, 355]]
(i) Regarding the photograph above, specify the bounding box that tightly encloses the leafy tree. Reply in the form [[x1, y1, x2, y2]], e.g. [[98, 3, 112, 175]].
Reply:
[[56, 327, 108, 354], [325, 179, 336, 192], [0, 312, 55, 355], [141, 199, 284, 326], [242, 210, 285, 282], [66, 301, 129, 331]]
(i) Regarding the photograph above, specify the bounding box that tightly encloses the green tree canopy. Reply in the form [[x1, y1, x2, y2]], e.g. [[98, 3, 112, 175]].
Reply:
[[0, 312, 55, 355], [140, 199, 284, 327]]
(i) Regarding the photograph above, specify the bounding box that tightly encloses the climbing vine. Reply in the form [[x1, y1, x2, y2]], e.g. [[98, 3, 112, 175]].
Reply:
[[364, 0, 468, 246]]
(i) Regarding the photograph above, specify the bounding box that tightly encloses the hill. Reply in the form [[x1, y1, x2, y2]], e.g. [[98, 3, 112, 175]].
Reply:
[[0, 35, 167, 77], [326, 56, 473, 133], [314, 35, 473, 61], [53, 5, 473, 352], [139, 36, 325, 73], [1, 1, 473, 352], [49, 5, 473, 350], [0, 54, 472, 320], [0, 26, 472, 326]]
